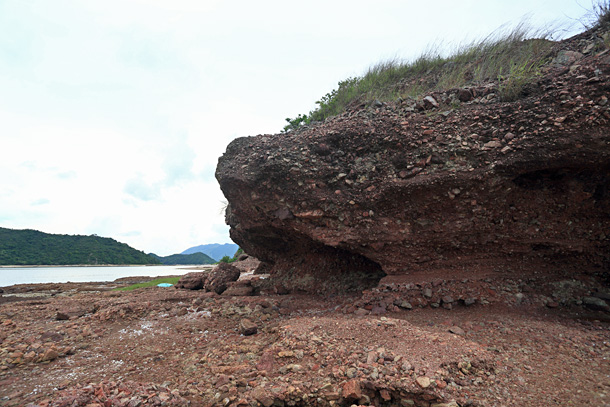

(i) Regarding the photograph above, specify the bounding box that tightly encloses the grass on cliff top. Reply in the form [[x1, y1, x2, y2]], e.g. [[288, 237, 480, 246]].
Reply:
[[284, 22, 555, 132], [113, 276, 181, 291]]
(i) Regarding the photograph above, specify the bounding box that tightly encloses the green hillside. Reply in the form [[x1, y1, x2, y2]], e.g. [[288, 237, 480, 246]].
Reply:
[[0, 227, 160, 266], [150, 252, 215, 265]]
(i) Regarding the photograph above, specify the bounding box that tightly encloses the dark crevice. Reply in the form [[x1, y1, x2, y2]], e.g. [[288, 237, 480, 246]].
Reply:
[[234, 227, 386, 293]]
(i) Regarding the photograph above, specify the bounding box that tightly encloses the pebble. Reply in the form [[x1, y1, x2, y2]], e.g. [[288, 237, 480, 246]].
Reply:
[[366, 351, 378, 366], [341, 379, 362, 400], [448, 326, 465, 336], [56, 312, 70, 321], [239, 318, 258, 336], [483, 140, 502, 149], [354, 308, 369, 316], [582, 296, 610, 311], [416, 376, 431, 388]]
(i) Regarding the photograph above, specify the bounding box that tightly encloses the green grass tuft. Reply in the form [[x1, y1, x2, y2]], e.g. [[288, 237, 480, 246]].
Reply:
[[113, 276, 181, 291], [283, 22, 554, 132]]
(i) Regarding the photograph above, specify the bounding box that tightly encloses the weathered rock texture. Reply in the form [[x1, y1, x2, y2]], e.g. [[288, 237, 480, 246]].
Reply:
[[175, 263, 240, 294], [204, 262, 241, 294], [174, 272, 206, 290], [216, 28, 610, 292]]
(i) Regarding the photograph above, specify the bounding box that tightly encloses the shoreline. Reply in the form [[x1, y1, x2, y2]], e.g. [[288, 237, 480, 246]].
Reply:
[[0, 264, 165, 268], [0, 265, 214, 288], [0, 264, 215, 269]]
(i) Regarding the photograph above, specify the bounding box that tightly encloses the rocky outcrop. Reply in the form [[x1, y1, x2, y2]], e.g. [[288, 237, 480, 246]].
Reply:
[[204, 263, 241, 294], [216, 28, 610, 292], [174, 272, 206, 290], [175, 263, 241, 294]]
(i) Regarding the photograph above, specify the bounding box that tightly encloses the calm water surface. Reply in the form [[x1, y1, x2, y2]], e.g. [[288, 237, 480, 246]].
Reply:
[[0, 265, 196, 287]]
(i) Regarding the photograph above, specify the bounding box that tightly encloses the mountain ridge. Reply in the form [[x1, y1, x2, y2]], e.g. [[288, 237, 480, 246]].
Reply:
[[181, 243, 239, 261], [149, 252, 215, 265], [0, 227, 159, 266]]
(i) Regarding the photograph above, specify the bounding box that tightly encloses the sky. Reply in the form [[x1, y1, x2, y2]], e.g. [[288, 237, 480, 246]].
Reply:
[[0, 0, 595, 256]]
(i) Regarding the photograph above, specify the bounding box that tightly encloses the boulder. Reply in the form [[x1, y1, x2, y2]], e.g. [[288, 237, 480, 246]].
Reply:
[[231, 255, 261, 274], [216, 43, 610, 293], [175, 272, 206, 290], [204, 263, 240, 294], [223, 280, 255, 296]]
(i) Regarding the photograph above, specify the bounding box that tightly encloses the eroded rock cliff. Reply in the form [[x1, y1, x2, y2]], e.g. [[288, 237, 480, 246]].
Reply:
[[216, 28, 610, 292]]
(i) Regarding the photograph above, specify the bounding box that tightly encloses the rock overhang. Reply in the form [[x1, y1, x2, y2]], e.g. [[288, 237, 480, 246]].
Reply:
[[216, 41, 610, 292]]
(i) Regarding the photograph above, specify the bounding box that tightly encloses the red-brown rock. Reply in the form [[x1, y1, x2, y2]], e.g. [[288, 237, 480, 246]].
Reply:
[[204, 263, 240, 294], [223, 281, 255, 296], [341, 379, 362, 400], [216, 28, 610, 293], [174, 272, 206, 290], [239, 318, 258, 335]]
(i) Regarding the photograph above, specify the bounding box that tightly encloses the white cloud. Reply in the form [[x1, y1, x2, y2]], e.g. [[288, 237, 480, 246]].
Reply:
[[124, 175, 161, 202], [31, 198, 50, 206]]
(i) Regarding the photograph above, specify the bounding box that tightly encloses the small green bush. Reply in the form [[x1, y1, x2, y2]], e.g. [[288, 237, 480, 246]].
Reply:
[[218, 255, 232, 263], [217, 248, 243, 264]]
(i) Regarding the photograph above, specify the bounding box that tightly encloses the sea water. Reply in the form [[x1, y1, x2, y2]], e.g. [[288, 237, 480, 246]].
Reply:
[[0, 265, 195, 287]]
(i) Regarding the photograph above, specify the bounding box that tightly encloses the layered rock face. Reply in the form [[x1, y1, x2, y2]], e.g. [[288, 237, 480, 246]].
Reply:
[[216, 33, 610, 292]]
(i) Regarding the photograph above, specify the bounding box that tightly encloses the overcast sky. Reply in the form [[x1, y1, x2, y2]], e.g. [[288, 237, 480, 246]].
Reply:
[[0, 0, 593, 255]]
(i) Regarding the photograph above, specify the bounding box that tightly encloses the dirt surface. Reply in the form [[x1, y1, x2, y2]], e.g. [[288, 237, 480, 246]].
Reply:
[[1, 271, 609, 407]]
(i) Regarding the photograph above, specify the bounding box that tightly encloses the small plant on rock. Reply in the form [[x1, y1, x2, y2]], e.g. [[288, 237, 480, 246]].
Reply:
[[497, 59, 544, 102]]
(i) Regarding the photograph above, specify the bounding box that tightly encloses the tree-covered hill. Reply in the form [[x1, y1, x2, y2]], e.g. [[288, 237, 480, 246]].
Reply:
[[149, 252, 215, 265], [0, 227, 160, 266]]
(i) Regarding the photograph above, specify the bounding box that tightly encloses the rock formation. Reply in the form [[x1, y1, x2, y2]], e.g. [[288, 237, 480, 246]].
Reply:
[[175, 263, 240, 294], [174, 272, 207, 290], [216, 27, 610, 292]]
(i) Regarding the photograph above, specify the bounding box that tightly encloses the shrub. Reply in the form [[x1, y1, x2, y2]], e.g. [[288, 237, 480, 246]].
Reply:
[[217, 248, 243, 264], [218, 255, 232, 263]]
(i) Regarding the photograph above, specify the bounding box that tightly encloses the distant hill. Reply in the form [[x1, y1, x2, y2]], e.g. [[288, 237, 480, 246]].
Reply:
[[181, 243, 239, 261], [149, 252, 215, 265], [0, 227, 160, 266]]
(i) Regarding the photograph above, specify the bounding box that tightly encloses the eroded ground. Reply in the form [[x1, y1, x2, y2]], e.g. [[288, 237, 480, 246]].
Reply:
[[0, 273, 609, 407]]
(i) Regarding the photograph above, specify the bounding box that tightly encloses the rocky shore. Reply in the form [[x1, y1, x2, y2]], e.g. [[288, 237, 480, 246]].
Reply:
[[1, 268, 609, 407]]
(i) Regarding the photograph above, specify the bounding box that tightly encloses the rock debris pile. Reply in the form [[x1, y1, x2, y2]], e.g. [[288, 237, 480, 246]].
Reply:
[[0, 279, 608, 406]]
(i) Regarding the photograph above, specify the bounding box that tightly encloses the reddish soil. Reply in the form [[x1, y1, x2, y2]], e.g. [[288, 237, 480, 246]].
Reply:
[[1, 271, 609, 407]]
